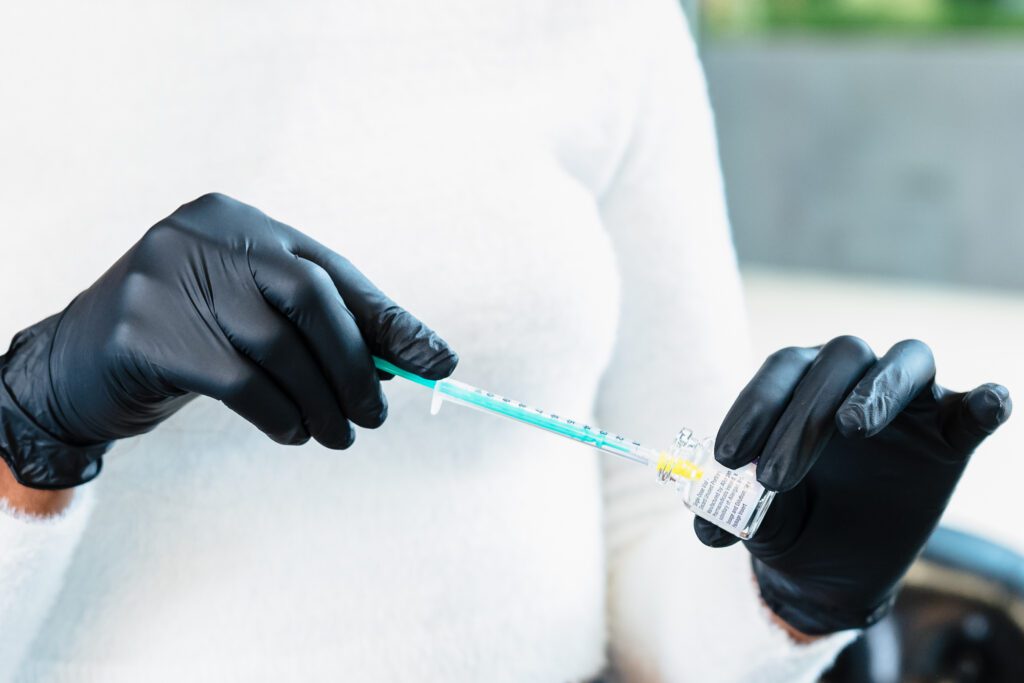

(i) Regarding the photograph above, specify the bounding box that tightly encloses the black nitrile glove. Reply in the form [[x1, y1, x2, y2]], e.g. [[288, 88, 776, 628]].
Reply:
[[0, 193, 457, 489], [693, 336, 1011, 635]]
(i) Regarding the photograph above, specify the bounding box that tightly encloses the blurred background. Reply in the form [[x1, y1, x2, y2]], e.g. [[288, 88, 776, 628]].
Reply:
[[685, 0, 1023, 549], [685, 3, 1024, 678]]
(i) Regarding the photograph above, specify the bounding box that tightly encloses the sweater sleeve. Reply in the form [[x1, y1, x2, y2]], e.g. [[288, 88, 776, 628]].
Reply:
[[0, 486, 94, 681], [595, 2, 856, 680]]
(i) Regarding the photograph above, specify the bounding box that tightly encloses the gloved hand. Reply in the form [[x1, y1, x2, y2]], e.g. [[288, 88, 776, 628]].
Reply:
[[0, 193, 457, 489], [693, 336, 1011, 635]]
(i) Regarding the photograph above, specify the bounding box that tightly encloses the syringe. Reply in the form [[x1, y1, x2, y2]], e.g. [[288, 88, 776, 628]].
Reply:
[[373, 357, 699, 479], [373, 357, 775, 539]]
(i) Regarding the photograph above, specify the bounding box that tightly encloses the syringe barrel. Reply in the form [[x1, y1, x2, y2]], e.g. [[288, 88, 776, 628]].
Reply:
[[430, 378, 653, 466]]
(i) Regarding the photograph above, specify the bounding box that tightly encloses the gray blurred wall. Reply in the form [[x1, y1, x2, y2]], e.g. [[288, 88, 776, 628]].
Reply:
[[680, 0, 699, 33], [702, 39, 1024, 290]]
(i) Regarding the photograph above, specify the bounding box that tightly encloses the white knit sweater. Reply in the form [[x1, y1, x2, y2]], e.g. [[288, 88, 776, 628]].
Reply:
[[0, 1, 855, 680]]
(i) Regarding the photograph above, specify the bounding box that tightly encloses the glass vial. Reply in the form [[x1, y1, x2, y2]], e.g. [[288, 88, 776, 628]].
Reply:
[[658, 428, 775, 540]]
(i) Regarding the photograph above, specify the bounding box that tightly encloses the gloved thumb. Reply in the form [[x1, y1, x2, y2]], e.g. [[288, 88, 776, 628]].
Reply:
[[944, 383, 1012, 455], [367, 306, 459, 380], [693, 516, 741, 548], [284, 227, 459, 381]]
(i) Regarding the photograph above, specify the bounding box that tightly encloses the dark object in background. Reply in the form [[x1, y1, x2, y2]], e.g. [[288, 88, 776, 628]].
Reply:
[[822, 526, 1024, 683]]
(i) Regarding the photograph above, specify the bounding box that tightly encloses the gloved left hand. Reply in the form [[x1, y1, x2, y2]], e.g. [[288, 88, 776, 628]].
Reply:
[[693, 336, 1011, 636]]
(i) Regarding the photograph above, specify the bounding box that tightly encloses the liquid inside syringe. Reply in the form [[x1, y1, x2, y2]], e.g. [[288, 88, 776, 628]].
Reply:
[[373, 357, 702, 482], [372, 357, 774, 538]]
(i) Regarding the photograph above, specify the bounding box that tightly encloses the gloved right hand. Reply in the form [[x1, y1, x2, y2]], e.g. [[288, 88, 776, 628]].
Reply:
[[0, 193, 458, 489]]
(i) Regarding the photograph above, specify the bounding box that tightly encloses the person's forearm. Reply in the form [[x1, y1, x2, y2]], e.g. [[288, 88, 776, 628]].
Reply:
[[0, 462, 73, 517]]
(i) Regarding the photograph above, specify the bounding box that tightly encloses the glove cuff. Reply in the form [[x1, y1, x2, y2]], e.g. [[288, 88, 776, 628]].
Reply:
[[0, 314, 109, 490], [752, 557, 896, 636]]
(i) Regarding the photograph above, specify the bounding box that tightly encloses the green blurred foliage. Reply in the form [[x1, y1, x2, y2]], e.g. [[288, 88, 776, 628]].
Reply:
[[704, 0, 1024, 34]]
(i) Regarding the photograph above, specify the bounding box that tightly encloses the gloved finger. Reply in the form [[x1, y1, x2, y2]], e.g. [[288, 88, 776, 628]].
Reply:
[[835, 339, 936, 438], [716, 347, 818, 469], [741, 485, 810, 557], [943, 383, 1012, 456], [693, 516, 741, 548], [254, 253, 388, 431], [757, 336, 877, 492], [284, 229, 459, 380], [216, 290, 355, 449], [164, 345, 312, 446]]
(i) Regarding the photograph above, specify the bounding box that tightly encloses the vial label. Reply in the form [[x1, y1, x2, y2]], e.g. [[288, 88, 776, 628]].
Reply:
[[687, 465, 764, 533]]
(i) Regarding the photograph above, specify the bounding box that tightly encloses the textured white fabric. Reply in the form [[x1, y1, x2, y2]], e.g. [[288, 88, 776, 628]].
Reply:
[[0, 490, 95, 683], [0, 0, 853, 680], [606, 515, 859, 683], [592, 3, 856, 679]]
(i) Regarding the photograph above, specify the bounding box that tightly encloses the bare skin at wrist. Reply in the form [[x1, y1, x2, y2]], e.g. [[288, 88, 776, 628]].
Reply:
[[766, 605, 823, 644], [750, 573, 823, 644], [0, 462, 73, 517]]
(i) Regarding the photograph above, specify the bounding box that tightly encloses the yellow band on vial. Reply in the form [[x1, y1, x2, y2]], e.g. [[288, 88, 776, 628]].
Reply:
[[656, 453, 704, 481]]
